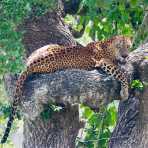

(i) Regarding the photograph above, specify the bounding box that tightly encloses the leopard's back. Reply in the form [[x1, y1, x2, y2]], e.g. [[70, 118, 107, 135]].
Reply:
[[26, 44, 95, 73]]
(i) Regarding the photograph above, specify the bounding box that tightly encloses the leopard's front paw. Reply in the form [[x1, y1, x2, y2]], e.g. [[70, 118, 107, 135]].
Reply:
[[120, 86, 129, 100]]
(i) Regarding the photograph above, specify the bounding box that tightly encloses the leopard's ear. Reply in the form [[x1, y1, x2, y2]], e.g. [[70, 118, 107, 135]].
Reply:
[[125, 35, 133, 42], [127, 36, 133, 48]]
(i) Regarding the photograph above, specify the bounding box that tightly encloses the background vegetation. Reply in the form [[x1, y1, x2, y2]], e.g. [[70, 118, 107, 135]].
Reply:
[[0, 0, 147, 147]]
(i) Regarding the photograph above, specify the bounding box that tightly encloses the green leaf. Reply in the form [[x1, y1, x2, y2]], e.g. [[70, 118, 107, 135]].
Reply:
[[130, 0, 138, 6], [131, 80, 144, 90]]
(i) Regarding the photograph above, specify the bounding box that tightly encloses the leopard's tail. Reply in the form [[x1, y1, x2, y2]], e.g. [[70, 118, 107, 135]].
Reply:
[[1, 70, 30, 144]]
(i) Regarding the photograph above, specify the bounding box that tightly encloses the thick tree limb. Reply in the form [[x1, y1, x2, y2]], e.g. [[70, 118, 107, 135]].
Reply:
[[4, 69, 121, 120]]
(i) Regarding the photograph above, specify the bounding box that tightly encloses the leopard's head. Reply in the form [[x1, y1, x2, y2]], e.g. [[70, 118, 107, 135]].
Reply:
[[112, 35, 132, 59]]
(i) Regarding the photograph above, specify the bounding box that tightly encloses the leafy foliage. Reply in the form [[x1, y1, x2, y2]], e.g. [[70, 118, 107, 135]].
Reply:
[[76, 102, 118, 148], [65, 0, 145, 43]]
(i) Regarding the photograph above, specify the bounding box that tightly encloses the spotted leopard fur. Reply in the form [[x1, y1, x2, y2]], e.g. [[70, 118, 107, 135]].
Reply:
[[1, 35, 132, 143]]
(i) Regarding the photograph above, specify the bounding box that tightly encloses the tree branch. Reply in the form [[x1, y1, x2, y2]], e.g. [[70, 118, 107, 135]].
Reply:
[[4, 69, 121, 120]]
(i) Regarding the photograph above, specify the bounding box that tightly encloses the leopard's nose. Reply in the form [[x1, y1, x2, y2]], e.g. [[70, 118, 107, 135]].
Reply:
[[122, 53, 128, 58]]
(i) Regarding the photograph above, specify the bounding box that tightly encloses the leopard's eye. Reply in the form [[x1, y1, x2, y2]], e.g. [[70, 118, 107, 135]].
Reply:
[[117, 44, 121, 48], [126, 44, 131, 49]]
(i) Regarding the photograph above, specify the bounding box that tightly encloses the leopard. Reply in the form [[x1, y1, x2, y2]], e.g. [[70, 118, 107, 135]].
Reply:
[[1, 35, 132, 143]]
